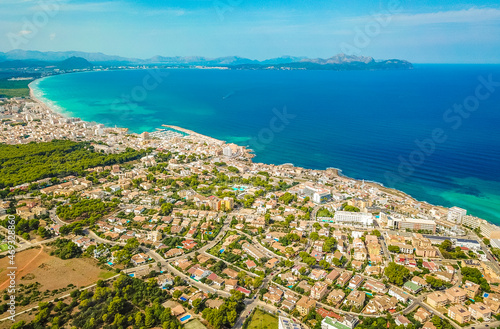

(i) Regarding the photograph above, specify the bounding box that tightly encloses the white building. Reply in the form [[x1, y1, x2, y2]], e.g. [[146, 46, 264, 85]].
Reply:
[[279, 316, 301, 329], [321, 315, 358, 329], [334, 211, 373, 227], [388, 217, 436, 233], [447, 207, 467, 224], [223, 146, 232, 157]]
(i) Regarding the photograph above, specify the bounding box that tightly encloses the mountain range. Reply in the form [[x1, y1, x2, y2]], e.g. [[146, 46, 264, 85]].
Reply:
[[0, 50, 412, 69]]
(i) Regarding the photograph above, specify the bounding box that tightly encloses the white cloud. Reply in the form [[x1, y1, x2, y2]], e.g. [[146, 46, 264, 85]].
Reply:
[[144, 9, 186, 17], [49, 33, 56, 40], [18, 30, 33, 36], [392, 7, 500, 25], [53, 1, 117, 13]]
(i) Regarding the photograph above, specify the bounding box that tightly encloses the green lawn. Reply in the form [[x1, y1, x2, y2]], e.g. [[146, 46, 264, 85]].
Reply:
[[184, 319, 207, 329], [98, 271, 116, 279], [246, 309, 278, 329]]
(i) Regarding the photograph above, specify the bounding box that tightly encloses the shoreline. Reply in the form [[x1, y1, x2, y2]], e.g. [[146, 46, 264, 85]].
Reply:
[[29, 78, 72, 120], [26, 76, 452, 218]]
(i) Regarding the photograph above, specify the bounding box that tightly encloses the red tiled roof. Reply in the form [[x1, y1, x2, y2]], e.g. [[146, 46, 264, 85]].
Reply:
[[316, 308, 340, 319]]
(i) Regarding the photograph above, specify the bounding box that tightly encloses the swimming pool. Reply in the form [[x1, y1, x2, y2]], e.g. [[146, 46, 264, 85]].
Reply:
[[179, 315, 191, 322]]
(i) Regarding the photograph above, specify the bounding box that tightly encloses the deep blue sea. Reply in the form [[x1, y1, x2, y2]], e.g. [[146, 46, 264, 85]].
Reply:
[[31, 65, 500, 223]]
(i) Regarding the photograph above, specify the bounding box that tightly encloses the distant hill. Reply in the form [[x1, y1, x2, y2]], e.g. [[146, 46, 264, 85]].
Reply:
[[56, 57, 93, 69], [230, 59, 413, 71], [0, 56, 93, 70], [0, 50, 413, 70]]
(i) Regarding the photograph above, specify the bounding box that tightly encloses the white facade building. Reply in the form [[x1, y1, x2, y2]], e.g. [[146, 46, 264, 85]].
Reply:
[[279, 316, 301, 329], [334, 211, 373, 227], [447, 207, 467, 224]]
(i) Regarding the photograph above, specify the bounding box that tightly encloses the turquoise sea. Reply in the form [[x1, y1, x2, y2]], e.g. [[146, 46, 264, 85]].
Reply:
[[31, 65, 500, 223]]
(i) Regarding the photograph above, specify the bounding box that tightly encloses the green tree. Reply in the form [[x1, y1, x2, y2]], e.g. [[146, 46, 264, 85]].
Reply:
[[384, 262, 410, 286]]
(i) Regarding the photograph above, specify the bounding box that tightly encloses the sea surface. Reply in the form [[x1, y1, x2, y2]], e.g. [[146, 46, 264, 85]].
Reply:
[[31, 65, 500, 224]]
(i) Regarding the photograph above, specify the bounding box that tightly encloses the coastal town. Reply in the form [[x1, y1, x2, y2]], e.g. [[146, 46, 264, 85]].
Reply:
[[2, 96, 500, 329]]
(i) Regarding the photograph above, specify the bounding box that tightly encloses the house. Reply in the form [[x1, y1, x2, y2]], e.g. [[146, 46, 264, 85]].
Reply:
[[395, 315, 411, 327], [484, 293, 500, 313], [463, 280, 481, 299], [206, 299, 224, 309], [209, 273, 225, 287], [316, 308, 341, 320], [445, 287, 467, 304], [414, 307, 431, 323], [225, 279, 238, 291], [327, 289, 345, 306], [435, 271, 453, 283], [337, 271, 352, 287], [181, 240, 198, 250], [346, 290, 365, 308], [222, 268, 239, 279], [448, 304, 471, 324], [266, 258, 280, 268], [325, 269, 340, 284], [422, 261, 439, 272], [468, 302, 492, 320], [426, 291, 448, 308], [279, 272, 298, 285], [389, 287, 410, 304], [296, 280, 312, 293], [422, 322, 437, 329], [245, 260, 257, 269], [191, 267, 212, 281], [281, 299, 296, 312], [364, 295, 398, 314], [348, 275, 364, 290], [296, 296, 316, 316], [363, 279, 387, 294], [177, 259, 192, 271], [351, 260, 364, 271], [321, 315, 359, 329], [131, 253, 149, 266], [164, 248, 183, 258], [157, 274, 174, 287], [236, 286, 251, 296], [310, 281, 329, 301], [365, 265, 381, 276], [242, 242, 265, 260], [313, 240, 325, 252], [411, 276, 428, 288], [263, 292, 282, 304], [309, 269, 328, 281]]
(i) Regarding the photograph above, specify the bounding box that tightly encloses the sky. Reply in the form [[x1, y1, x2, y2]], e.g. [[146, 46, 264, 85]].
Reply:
[[1, 0, 500, 63]]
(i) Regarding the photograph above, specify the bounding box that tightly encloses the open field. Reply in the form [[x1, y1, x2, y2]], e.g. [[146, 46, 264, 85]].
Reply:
[[0, 88, 29, 98], [16, 251, 114, 291], [0, 79, 32, 98], [185, 319, 207, 329], [245, 309, 278, 329], [0, 247, 49, 291], [0, 247, 114, 321]]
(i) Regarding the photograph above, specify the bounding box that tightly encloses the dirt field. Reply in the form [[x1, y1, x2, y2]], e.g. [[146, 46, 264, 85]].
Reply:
[[0, 247, 50, 291], [11, 250, 113, 291], [0, 247, 114, 325]]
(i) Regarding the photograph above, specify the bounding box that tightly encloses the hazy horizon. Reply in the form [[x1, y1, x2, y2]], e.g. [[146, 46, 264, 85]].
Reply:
[[1, 0, 500, 64]]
